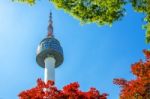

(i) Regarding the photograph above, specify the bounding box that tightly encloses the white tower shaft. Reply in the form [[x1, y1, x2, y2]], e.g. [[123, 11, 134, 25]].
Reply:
[[44, 57, 56, 83]]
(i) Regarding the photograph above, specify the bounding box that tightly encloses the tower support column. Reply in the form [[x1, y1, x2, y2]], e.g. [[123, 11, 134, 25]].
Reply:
[[44, 56, 56, 83]]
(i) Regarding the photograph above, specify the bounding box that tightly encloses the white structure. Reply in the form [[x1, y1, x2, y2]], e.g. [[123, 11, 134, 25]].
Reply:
[[44, 57, 55, 82], [36, 12, 64, 83]]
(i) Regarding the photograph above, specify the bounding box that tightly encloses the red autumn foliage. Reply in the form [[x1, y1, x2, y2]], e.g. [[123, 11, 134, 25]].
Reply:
[[114, 50, 150, 99], [19, 79, 108, 99]]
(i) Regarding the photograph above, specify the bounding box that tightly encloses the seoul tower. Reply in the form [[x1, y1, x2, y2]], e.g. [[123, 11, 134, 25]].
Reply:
[[36, 12, 64, 83]]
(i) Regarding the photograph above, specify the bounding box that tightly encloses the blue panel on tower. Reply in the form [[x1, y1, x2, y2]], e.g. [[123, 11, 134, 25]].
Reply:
[[36, 37, 64, 68], [41, 38, 63, 54]]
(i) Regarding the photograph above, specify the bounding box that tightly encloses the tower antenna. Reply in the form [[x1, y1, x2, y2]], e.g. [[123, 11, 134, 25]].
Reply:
[[47, 11, 53, 37]]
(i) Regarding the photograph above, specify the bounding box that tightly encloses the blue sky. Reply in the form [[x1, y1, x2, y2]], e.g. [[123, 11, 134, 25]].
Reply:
[[0, 0, 149, 99]]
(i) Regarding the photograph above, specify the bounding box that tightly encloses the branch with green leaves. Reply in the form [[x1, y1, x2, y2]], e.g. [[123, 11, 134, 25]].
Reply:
[[12, 0, 150, 43]]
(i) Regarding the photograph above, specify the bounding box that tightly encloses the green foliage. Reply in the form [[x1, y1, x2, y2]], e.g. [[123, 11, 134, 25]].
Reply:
[[130, 0, 150, 43], [12, 0, 36, 5], [145, 23, 150, 43], [51, 0, 126, 26], [13, 0, 126, 25], [12, 0, 150, 43]]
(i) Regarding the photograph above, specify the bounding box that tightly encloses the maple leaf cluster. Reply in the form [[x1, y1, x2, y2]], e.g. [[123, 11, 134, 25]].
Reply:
[[19, 79, 108, 99], [114, 50, 150, 99]]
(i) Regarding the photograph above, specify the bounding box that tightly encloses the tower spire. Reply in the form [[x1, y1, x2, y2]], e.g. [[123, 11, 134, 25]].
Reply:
[[47, 11, 53, 37]]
